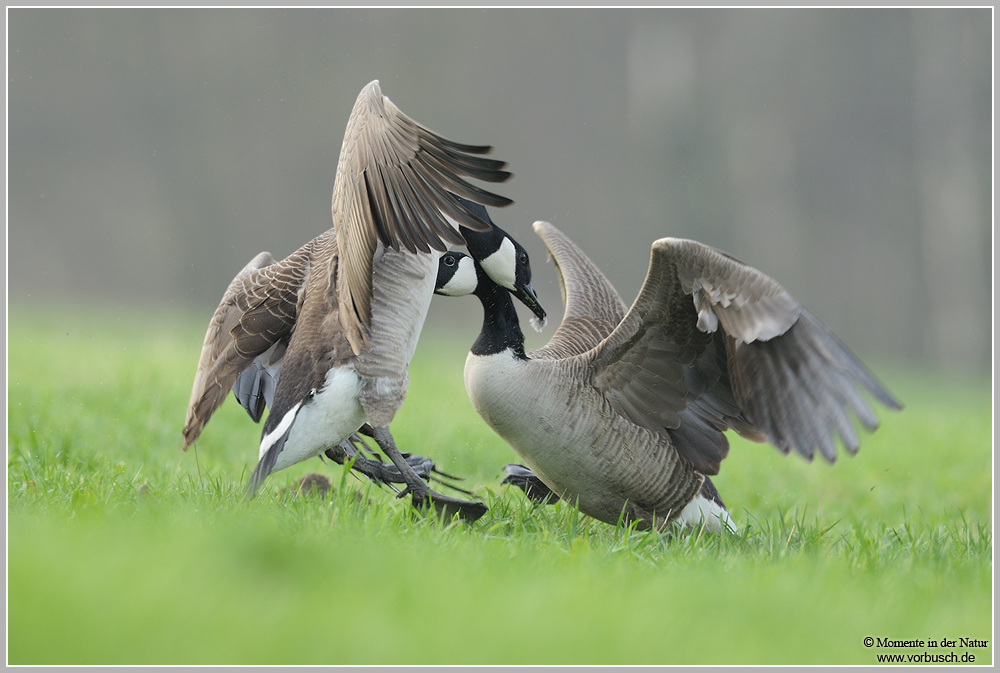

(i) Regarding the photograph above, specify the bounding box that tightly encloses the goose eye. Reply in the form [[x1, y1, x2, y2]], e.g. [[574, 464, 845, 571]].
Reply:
[[444, 255, 456, 267], [519, 252, 528, 264]]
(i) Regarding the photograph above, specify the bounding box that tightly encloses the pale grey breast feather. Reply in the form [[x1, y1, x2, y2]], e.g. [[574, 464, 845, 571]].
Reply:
[[353, 248, 437, 426], [354, 248, 437, 380]]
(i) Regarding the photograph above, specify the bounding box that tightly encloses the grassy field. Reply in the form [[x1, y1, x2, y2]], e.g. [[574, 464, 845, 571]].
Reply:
[[7, 303, 993, 665]]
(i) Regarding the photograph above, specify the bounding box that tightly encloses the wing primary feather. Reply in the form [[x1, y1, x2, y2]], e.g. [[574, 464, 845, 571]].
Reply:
[[416, 148, 514, 211], [393, 163, 453, 252], [422, 178, 495, 233], [419, 132, 497, 156], [381, 163, 431, 254], [399, 164, 467, 248], [363, 170, 396, 251], [417, 129, 511, 179]]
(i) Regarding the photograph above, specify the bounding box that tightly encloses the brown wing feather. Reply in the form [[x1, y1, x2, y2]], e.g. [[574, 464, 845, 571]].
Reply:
[[331, 80, 513, 354], [263, 253, 357, 430], [667, 238, 801, 343], [587, 237, 900, 473], [530, 220, 629, 360], [589, 242, 710, 436], [182, 240, 315, 450]]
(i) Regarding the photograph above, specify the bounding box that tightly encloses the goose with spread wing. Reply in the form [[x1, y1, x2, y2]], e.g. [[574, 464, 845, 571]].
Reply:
[[181, 81, 544, 520], [435, 218, 900, 531]]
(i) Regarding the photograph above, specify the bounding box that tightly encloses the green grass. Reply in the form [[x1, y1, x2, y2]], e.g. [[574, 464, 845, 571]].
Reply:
[[7, 303, 993, 665]]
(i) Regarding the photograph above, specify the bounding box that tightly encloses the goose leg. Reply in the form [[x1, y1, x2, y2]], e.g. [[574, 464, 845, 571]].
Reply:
[[369, 425, 488, 522], [324, 433, 435, 485]]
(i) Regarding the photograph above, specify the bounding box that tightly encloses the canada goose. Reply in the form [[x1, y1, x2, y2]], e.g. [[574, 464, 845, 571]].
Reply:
[[182, 80, 545, 520], [435, 219, 901, 532]]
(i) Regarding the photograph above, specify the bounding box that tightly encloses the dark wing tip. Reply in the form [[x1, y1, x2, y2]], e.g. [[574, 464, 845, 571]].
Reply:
[[732, 309, 901, 463]]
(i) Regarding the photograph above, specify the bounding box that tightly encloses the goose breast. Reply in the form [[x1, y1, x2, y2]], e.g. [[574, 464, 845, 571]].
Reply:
[[464, 352, 703, 528]]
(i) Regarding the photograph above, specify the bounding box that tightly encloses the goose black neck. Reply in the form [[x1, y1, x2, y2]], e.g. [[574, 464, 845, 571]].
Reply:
[[471, 277, 527, 359], [459, 224, 503, 262], [454, 195, 505, 261]]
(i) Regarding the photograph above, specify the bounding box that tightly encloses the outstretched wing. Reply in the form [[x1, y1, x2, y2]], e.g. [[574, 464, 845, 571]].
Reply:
[[587, 237, 901, 473], [529, 220, 629, 360], [182, 244, 310, 450], [332, 80, 514, 352]]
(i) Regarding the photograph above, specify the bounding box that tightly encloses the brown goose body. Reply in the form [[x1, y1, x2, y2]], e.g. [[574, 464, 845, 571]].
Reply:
[[466, 353, 703, 528], [182, 81, 518, 510], [441, 220, 901, 531]]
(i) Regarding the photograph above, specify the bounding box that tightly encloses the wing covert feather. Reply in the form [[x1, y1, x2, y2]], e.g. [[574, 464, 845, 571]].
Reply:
[[589, 241, 711, 437], [182, 246, 309, 449]]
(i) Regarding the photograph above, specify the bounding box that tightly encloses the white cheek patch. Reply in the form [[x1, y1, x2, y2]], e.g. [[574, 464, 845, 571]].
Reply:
[[437, 257, 478, 296], [479, 237, 517, 291]]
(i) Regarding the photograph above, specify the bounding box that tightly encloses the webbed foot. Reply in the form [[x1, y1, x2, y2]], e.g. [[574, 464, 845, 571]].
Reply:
[[501, 463, 560, 504], [408, 488, 489, 523]]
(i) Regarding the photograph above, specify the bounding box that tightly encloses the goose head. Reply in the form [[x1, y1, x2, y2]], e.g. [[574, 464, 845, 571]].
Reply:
[[435, 250, 547, 329], [435, 251, 481, 298], [451, 196, 547, 328]]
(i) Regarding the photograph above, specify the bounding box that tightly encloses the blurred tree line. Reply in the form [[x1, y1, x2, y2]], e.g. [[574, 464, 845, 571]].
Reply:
[[7, 8, 991, 372]]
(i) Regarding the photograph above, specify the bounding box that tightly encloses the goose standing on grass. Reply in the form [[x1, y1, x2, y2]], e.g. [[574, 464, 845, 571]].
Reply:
[[181, 80, 544, 520], [435, 219, 901, 532]]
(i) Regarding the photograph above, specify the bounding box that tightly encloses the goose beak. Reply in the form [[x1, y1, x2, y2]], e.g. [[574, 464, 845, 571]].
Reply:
[[516, 281, 547, 331]]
